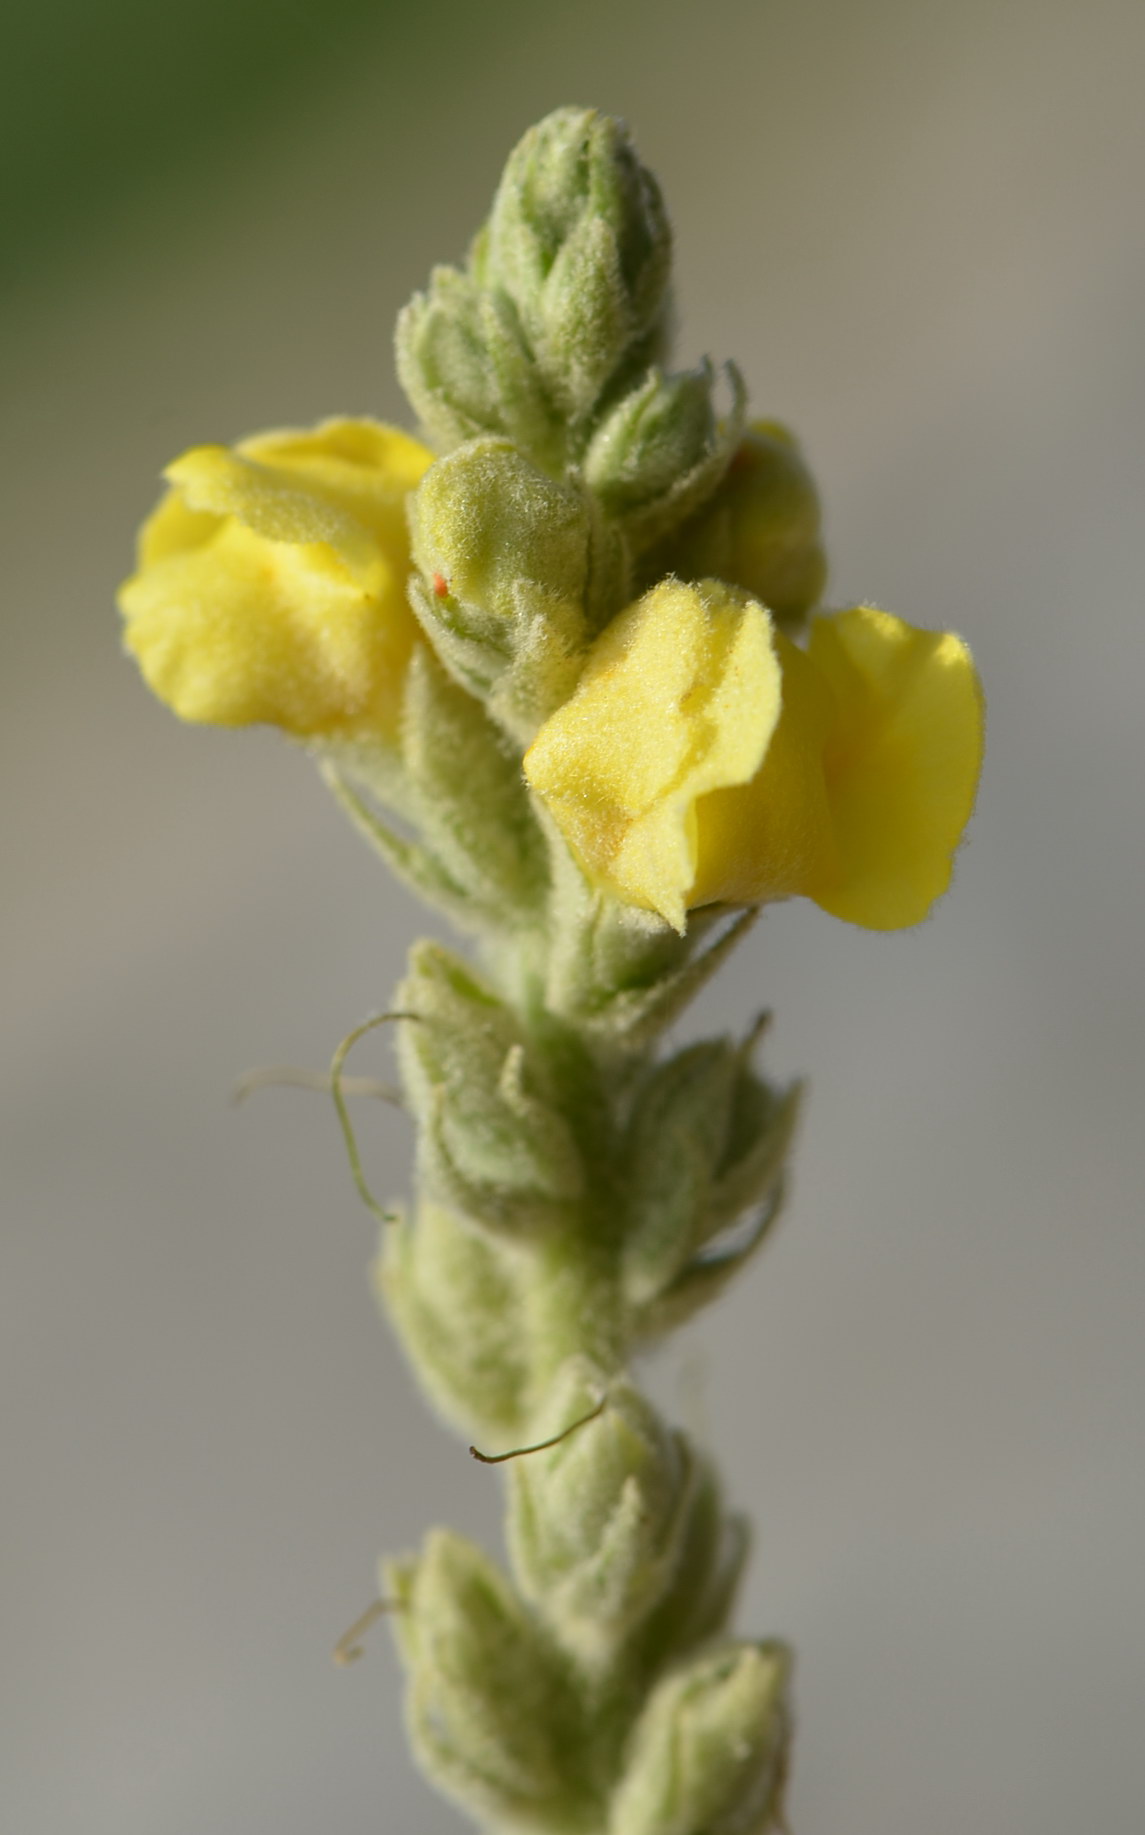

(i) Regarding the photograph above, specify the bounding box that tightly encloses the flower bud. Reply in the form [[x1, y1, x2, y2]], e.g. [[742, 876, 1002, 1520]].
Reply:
[[583, 361, 746, 554], [397, 941, 585, 1234], [478, 107, 673, 423], [620, 1039, 798, 1316], [395, 265, 562, 466], [387, 1530, 589, 1831], [621, 1040, 737, 1306], [376, 1201, 535, 1444], [119, 419, 431, 739], [703, 1056, 801, 1240], [508, 1364, 700, 1668], [585, 367, 714, 511], [411, 439, 590, 632], [610, 1641, 792, 1835], [647, 420, 827, 623], [638, 1466, 750, 1672], [408, 437, 625, 738]]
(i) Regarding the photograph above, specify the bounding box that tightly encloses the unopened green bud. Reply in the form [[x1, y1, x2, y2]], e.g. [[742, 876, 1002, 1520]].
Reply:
[[610, 1641, 792, 1835], [387, 1529, 589, 1832], [409, 438, 626, 738], [646, 420, 827, 623], [585, 365, 715, 510], [621, 1038, 797, 1320], [704, 1064, 801, 1241], [377, 1201, 535, 1444], [412, 438, 590, 626], [395, 265, 562, 467], [621, 1039, 740, 1307], [638, 1466, 750, 1673], [583, 361, 746, 554], [398, 941, 585, 1234], [478, 107, 673, 427], [546, 894, 757, 1053], [509, 1363, 699, 1668]]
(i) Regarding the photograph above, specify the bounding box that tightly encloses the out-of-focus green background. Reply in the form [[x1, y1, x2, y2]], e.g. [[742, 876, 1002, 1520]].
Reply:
[[4, 2, 1144, 1831]]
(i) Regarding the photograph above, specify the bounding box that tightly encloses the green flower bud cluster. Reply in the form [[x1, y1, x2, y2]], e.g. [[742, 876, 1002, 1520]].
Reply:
[[384, 107, 822, 842], [398, 108, 672, 462], [396, 106, 750, 574], [507, 1365, 742, 1678], [477, 108, 672, 423], [376, 940, 797, 1443], [385, 1360, 788, 1834], [371, 922, 797, 1831]]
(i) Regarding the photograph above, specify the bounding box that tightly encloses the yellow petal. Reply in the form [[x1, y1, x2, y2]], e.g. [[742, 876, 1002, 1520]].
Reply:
[[690, 629, 838, 906], [120, 418, 433, 739], [527, 589, 983, 934], [164, 446, 378, 582], [807, 606, 985, 928], [121, 521, 417, 737], [138, 490, 222, 567], [238, 419, 431, 561], [524, 579, 779, 930]]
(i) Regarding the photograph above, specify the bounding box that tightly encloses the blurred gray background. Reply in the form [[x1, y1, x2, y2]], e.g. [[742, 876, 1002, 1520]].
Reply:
[[4, 0, 1143, 1830]]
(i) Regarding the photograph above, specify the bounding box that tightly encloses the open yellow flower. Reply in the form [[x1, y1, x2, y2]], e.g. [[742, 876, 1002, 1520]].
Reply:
[[523, 578, 984, 932], [119, 418, 433, 740]]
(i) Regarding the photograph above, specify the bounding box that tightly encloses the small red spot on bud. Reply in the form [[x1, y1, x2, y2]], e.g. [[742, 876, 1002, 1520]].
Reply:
[[432, 572, 449, 599]]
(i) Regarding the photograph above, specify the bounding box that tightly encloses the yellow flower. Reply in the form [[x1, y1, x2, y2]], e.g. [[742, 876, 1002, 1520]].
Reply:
[[523, 578, 984, 932], [119, 418, 433, 739]]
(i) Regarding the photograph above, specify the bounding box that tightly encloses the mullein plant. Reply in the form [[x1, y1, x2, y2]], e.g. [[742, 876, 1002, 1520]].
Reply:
[[120, 108, 983, 1834]]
